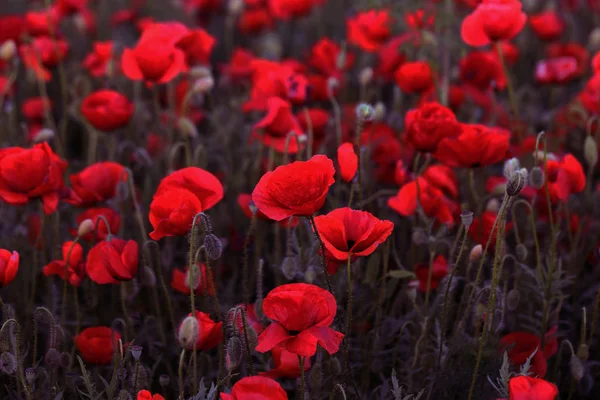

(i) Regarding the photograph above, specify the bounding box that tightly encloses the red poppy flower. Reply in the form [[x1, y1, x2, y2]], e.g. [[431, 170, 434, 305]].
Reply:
[[296, 108, 330, 152], [469, 210, 513, 246], [80, 90, 134, 131], [221, 48, 255, 81], [405, 102, 462, 153], [414, 255, 448, 292], [499, 332, 549, 377], [347, 10, 392, 52], [220, 376, 288, 400], [0, 143, 71, 214], [20, 37, 69, 81], [394, 61, 434, 94], [269, 0, 320, 20], [498, 41, 520, 65], [256, 283, 344, 356], [22, 97, 52, 121], [0, 250, 19, 287], [434, 124, 510, 168], [149, 188, 202, 240], [461, 0, 527, 47], [542, 154, 585, 202], [360, 123, 414, 184], [388, 178, 455, 226], [178, 311, 223, 350], [25, 9, 60, 37], [460, 51, 506, 90], [406, 9, 435, 30], [546, 43, 588, 77], [171, 263, 214, 296], [252, 155, 335, 221], [251, 97, 305, 154], [55, 0, 88, 16], [375, 33, 415, 81], [535, 57, 579, 85], [83, 41, 114, 77], [238, 8, 274, 34], [508, 376, 558, 400], [154, 167, 224, 211], [243, 60, 308, 111], [0, 15, 25, 44], [394, 160, 409, 186], [137, 390, 165, 400], [174, 28, 216, 66], [422, 164, 459, 200], [237, 194, 299, 228], [43, 241, 85, 287], [529, 11, 564, 41], [313, 207, 394, 261], [309, 38, 355, 77], [74, 326, 120, 364], [28, 214, 44, 249], [86, 238, 138, 284], [233, 303, 265, 335], [337, 143, 358, 182], [71, 207, 120, 242], [260, 345, 311, 379], [70, 162, 128, 207]]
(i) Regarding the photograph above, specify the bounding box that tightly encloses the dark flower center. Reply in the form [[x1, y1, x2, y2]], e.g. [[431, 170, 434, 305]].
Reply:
[[347, 240, 356, 250], [288, 330, 301, 336]]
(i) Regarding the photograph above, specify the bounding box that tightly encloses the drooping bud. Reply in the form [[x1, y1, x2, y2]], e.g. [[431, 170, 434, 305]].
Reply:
[[570, 355, 585, 381], [178, 316, 199, 349], [281, 256, 299, 280], [193, 76, 215, 94], [0, 40, 16, 61], [373, 102, 386, 122], [189, 66, 212, 80], [406, 280, 419, 303], [227, 0, 244, 16], [506, 170, 526, 196], [248, 200, 258, 215], [515, 244, 528, 262], [139, 266, 156, 287], [461, 211, 474, 229], [115, 180, 129, 202], [186, 266, 200, 291], [304, 265, 317, 283], [130, 345, 143, 361], [225, 336, 243, 372], [335, 47, 347, 70], [503, 157, 521, 179], [59, 352, 71, 369], [25, 368, 35, 384], [204, 234, 223, 260], [177, 117, 199, 138], [325, 357, 341, 376], [584, 135, 598, 167], [469, 244, 483, 262], [359, 67, 373, 86], [355, 103, 374, 122], [529, 166, 545, 189], [506, 288, 520, 311], [0, 352, 17, 375], [588, 27, 600, 50], [159, 374, 170, 388], [411, 228, 428, 246]]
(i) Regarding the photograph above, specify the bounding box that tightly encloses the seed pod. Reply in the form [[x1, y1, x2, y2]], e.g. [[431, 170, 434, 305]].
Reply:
[[570, 355, 585, 381], [248, 200, 258, 215], [77, 219, 95, 237], [308, 362, 323, 391], [204, 234, 223, 260], [193, 76, 215, 94], [44, 348, 61, 368], [506, 288, 520, 311], [25, 368, 35, 384], [130, 345, 143, 360], [159, 374, 170, 387], [529, 166, 545, 189], [225, 336, 243, 372], [469, 244, 483, 262], [584, 136, 598, 167], [516, 244, 528, 262], [178, 316, 199, 349], [461, 211, 474, 229], [326, 357, 341, 376], [281, 256, 299, 280], [355, 103, 374, 121], [0, 352, 17, 375]]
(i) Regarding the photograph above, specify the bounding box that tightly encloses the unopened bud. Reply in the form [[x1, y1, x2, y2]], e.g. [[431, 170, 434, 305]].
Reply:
[[529, 166, 545, 189], [359, 67, 373, 86], [227, 0, 244, 15], [356, 103, 374, 122], [178, 117, 199, 138], [186, 266, 200, 291], [281, 256, 299, 280], [570, 355, 585, 381], [115, 180, 129, 202], [373, 102, 386, 122], [130, 345, 142, 360], [461, 211, 473, 228], [406, 280, 419, 303], [578, 343, 589, 362], [335, 49, 347, 71], [411, 228, 428, 245], [470, 244, 483, 262], [503, 158, 521, 179], [139, 266, 156, 287], [326, 357, 341, 376], [516, 244, 528, 262], [44, 348, 61, 368], [189, 66, 212, 80], [159, 374, 170, 387], [225, 336, 243, 372], [245, 324, 258, 349], [0, 352, 17, 375], [486, 198, 500, 213], [178, 316, 199, 349], [308, 362, 323, 391], [0, 40, 16, 61], [248, 200, 258, 215], [204, 234, 223, 260], [506, 288, 520, 310], [304, 265, 317, 283], [584, 136, 598, 166], [589, 27, 600, 50], [32, 128, 55, 143], [77, 218, 95, 237], [193, 76, 214, 94], [506, 170, 526, 196]]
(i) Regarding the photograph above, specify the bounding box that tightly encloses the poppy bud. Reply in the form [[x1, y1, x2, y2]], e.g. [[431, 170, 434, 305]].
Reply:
[[470, 244, 483, 262], [506, 170, 526, 196], [204, 234, 223, 260], [228, 0, 244, 15], [193, 76, 215, 94], [77, 218, 95, 237], [503, 157, 520, 179], [335, 49, 347, 71], [159, 374, 170, 387], [130, 345, 142, 360], [406, 280, 419, 303], [373, 102, 386, 122], [359, 67, 373, 86], [326, 357, 341, 375], [59, 352, 71, 369], [486, 198, 500, 213], [584, 136, 598, 167], [589, 27, 600, 50], [355, 103, 374, 122], [177, 117, 199, 138], [186, 266, 200, 291], [115, 181, 129, 202], [506, 288, 520, 311], [309, 362, 323, 391], [139, 266, 156, 287], [0, 352, 16, 375], [178, 316, 200, 349], [411, 228, 428, 245], [570, 355, 585, 381], [529, 166, 545, 189], [578, 343, 589, 362], [189, 66, 212, 80], [327, 77, 339, 94], [44, 348, 61, 368], [25, 368, 35, 384], [32, 128, 55, 143], [461, 211, 474, 229], [516, 244, 528, 262], [245, 324, 258, 349], [117, 367, 128, 380], [225, 336, 243, 372], [0, 40, 16, 61], [304, 265, 317, 283], [248, 200, 258, 215], [281, 256, 299, 280]]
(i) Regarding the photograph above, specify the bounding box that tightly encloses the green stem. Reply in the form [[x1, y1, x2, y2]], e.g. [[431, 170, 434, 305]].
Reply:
[[298, 356, 306, 400], [308, 216, 333, 294]]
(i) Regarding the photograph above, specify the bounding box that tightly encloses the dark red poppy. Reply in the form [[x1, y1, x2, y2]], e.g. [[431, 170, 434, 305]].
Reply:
[[86, 238, 138, 284], [375, 33, 416, 81], [137, 390, 165, 400], [252, 97, 305, 154], [269, 0, 320, 20], [145, 133, 165, 158], [55, 0, 88, 16], [535, 57, 579, 85], [238, 8, 274, 34], [20, 37, 69, 81], [220, 48, 255, 81], [171, 263, 214, 296], [460, 51, 506, 90], [252, 155, 335, 221], [0, 249, 19, 287], [83, 41, 114, 77], [70, 162, 128, 207], [149, 188, 203, 241], [260, 345, 311, 379], [529, 11, 564, 41], [220, 376, 288, 400], [394, 160, 409, 186], [71, 207, 121, 242], [237, 193, 299, 227], [498, 41, 520, 65], [178, 311, 223, 350], [0, 143, 71, 214], [337, 143, 358, 182], [546, 43, 588, 77], [43, 241, 85, 287], [422, 164, 459, 200], [405, 102, 462, 153], [22, 97, 52, 121], [469, 210, 513, 246], [80, 90, 134, 131], [394, 61, 434, 94], [154, 167, 224, 210], [25, 9, 60, 37], [388, 178, 455, 226], [307, 74, 337, 101], [296, 108, 330, 152], [309, 38, 355, 77], [360, 123, 414, 184], [406, 9, 435, 30], [313, 207, 393, 261], [414, 255, 448, 292], [461, 0, 526, 47], [499, 332, 549, 377], [74, 327, 120, 364], [0, 15, 25, 44], [508, 376, 558, 400], [542, 154, 585, 203], [434, 124, 510, 168], [347, 10, 392, 52], [256, 283, 344, 356]]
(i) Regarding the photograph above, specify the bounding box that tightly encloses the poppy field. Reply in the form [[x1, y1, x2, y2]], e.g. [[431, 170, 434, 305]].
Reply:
[[1, 0, 600, 399]]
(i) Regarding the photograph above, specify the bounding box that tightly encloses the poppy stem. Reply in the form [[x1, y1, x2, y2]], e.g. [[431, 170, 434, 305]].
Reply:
[[303, 108, 314, 159], [243, 214, 257, 306], [298, 355, 306, 400], [240, 307, 256, 376], [423, 249, 436, 307], [589, 288, 600, 349], [308, 216, 333, 294], [495, 42, 520, 142], [61, 237, 81, 330], [512, 200, 542, 281]]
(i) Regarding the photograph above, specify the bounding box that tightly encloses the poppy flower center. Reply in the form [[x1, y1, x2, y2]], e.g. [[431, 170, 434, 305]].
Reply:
[[288, 330, 301, 336], [347, 240, 356, 250]]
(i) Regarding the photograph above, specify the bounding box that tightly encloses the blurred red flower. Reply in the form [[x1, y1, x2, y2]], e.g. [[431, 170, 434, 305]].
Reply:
[[347, 10, 392, 52], [375, 34, 417, 81], [74, 326, 120, 364], [388, 178, 455, 226], [469, 210, 513, 246], [508, 375, 558, 400], [256, 283, 344, 356], [154, 167, 224, 210], [0, 249, 19, 287], [149, 188, 203, 240], [535, 57, 579, 85], [296, 108, 330, 152], [175, 28, 216, 65], [83, 41, 115, 77], [414, 255, 449, 292], [542, 154, 585, 202], [405, 9, 435, 30], [71, 207, 121, 242], [546, 43, 588, 77], [309, 38, 355, 78], [422, 164, 459, 200], [22, 97, 52, 121], [394, 61, 434, 94], [0, 15, 25, 44], [80, 90, 134, 131], [269, 0, 321, 20], [20, 37, 69, 81], [137, 390, 165, 400], [220, 376, 288, 400], [86, 238, 138, 284], [178, 311, 223, 350], [237, 193, 299, 227], [25, 9, 60, 37], [220, 48, 255, 81], [461, 0, 526, 47], [529, 11, 564, 41], [252, 155, 335, 221], [69, 162, 128, 207], [260, 345, 311, 379], [238, 8, 274, 34], [313, 207, 394, 261], [251, 97, 305, 154], [337, 142, 358, 182], [43, 241, 85, 287], [55, 0, 88, 17], [460, 51, 507, 90], [405, 102, 462, 153], [499, 331, 551, 377], [171, 263, 214, 296]]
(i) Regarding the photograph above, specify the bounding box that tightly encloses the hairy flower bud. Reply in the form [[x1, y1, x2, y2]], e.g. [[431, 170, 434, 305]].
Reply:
[[204, 234, 223, 260], [159, 374, 170, 387], [177, 117, 199, 138], [411, 228, 428, 245], [32, 128, 55, 143], [44, 348, 61, 368], [228, 0, 244, 15], [77, 218, 95, 237], [189, 66, 212, 80], [506, 170, 526, 196], [308, 362, 323, 391], [469, 244, 483, 262], [326, 357, 341, 376], [178, 316, 199, 349], [281, 256, 299, 280], [584, 135, 598, 167], [461, 211, 474, 229], [486, 198, 500, 213], [225, 336, 243, 372], [193, 76, 215, 94], [373, 102, 386, 122], [570, 355, 585, 381], [529, 166, 545, 189], [359, 67, 373, 86], [515, 244, 528, 262], [304, 265, 317, 283], [578, 343, 589, 362], [503, 157, 521, 179], [0, 352, 17, 375], [139, 266, 156, 287], [507, 288, 520, 311]]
